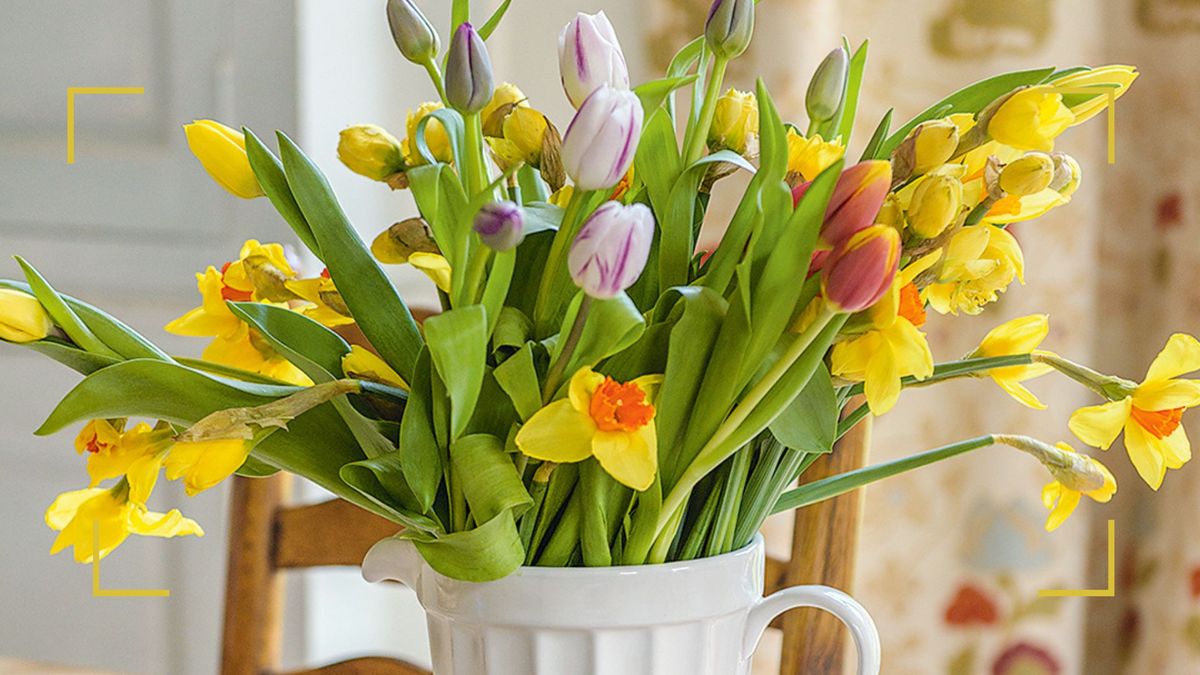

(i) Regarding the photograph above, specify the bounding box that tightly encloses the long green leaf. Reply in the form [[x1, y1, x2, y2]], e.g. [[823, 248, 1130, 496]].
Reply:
[[22, 339, 120, 375], [14, 258, 120, 358], [227, 302, 349, 376], [276, 132, 423, 383], [424, 305, 488, 439], [478, 0, 512, 39], [769, 363, 836, 453], [832, 39, 869, 143], [450, 433, 532, 523], [552, 292, 645, 384], [403, 509, 525, 581], [494, 343, 542, 421], [340, 454, 442, 533], [653, 287, 727, 461], [398, 349, 443, 512], [244, 128, 320, 257]]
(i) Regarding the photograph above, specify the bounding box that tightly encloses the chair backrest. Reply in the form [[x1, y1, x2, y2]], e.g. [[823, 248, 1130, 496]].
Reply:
[[221, 417, 871, 675]]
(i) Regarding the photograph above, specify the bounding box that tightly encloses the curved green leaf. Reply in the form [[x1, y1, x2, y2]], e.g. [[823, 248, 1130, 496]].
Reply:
[[227, 301, 349, 376], [450, 433, 531, 523], [22, 339, 120, 375], [424, 305, 488, 439], [403, 509, 525, 581], [340, 453, 442, 533], [398, 349, 443, 512], [244, 128, 320, 257], [14, 258, 120, 359], [769, 363, 836, 454]]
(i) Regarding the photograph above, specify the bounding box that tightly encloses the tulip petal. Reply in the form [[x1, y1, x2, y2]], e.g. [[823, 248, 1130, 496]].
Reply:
[[591, 423, 656, 491], [1068, 398, 1132, 450], [515, 400, 596, 463], [1145, 333, 1200, 382]]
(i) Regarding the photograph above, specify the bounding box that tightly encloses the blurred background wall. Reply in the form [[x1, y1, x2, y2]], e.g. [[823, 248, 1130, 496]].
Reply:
[[1, 1, 1197, 674]]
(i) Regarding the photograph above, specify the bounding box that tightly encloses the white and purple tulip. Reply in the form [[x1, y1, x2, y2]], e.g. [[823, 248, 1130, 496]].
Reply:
[[473, 201, 526, 251], [560, 85, 643, 191], [568, 201, 655, 299], [558, 11, 630, 109]]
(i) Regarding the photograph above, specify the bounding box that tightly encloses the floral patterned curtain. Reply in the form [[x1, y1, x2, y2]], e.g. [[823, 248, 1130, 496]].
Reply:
[[645, 0, 1200, 673]]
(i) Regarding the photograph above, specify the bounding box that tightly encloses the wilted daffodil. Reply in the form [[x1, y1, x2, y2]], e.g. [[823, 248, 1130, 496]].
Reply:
[[46, 481, 203, 563], [76, 420, 172, 491], [831, 252, 939, 414], [1067, 333, 1200, 489], [515, 367, 662, 490], [286, 269, 355, 328], [403, 102, 453, 166], [0, 288, 53, 343], [970, 314, 1055, 409], [986, 87, 1074, 152], [924, 225, 1024, 316], [165, 438, 254, 497], [342, 345, 409, 389], [410, 252, 453, 293], [183, 120, 264, 199], [338, 124, 405, 181], [784, 129, 844, 184], [709, 88, 758, 155], [1039, 443, 1116, 531]]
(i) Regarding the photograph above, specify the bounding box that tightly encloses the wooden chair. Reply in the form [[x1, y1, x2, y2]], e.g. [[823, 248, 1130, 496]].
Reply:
[[221, 417, 872, 675]]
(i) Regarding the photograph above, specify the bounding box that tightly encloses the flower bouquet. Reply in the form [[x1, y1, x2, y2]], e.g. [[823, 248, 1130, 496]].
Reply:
[[0, 0, 1179, 670]]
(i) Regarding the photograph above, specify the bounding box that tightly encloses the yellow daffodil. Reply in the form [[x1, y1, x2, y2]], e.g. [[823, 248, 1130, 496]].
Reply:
[[164, 438, 253, 496], [76, 421, 171, 493], [831, 252, 940, 414], [220, 240, 298, 301], [0, 288, 53, 343], [488, 107, 551, 167], [924, 225, 1024, 316], [403, 101, 453, 166], [709, 89, 759, 155], [987, 87, 1075, 152], [971, 315, 1056, 409], [166, 265, 310, 385], [342, 345, 409, 389], [785, 129, 845, 183], [481, 82, 528, 133], [409, 252, 453, 293], [515, 367, 662, 490], [1041, 443, 1116, 531], [1053, 65, 1138, 124], [183, 120, 264, 199], [46, 482, 202, 563], [285, 269, 356, 328], [1069, 334, 1200, 489]]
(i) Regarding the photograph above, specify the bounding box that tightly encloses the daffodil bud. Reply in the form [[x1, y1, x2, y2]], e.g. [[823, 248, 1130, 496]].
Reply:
[[806, 47, 849, 124], [1049, 152, 1082, 197], [821, 225, 901, 313], [386, 0, 439, 64], [1000, 152, 1055, 196], [0, 288, 53, 343], [371, 217, 440, 264], [474, 201, 526, 251], [909, 119, 960, 175], [906, 173, 963, 239], [558, 11, 630, 109], [183, 120, 263, 199], [445, 22, 494, 114], [337, 124, 405, 181], [561, 85, 643, 191], [708, 88, 758, 155], [986, 87, 1074, 152], [705, 0, 755, 60], [798, 160, 891, 247], [569, 201, 655, 298]]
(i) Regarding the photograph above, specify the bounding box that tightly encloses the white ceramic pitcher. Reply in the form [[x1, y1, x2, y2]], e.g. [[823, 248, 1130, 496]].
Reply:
[[362, 535, 881, 675]]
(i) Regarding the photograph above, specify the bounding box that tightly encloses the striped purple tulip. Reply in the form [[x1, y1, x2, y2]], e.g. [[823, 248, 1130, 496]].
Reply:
[[568, 201, 655, 299], [793, 160, 892, 248], [558, 11, 630, 109], [561, 85, 643, 191], [473, 201, 525, 251]]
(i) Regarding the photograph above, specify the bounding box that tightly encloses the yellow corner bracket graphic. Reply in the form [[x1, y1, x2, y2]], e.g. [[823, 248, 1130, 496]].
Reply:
[[91, 523, 170, 598], [1039, 519, 1115, 598], [66, 87, 145, 164]]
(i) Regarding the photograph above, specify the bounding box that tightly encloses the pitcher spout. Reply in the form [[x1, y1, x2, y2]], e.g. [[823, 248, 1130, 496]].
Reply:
[[361, 536, 423, 589]]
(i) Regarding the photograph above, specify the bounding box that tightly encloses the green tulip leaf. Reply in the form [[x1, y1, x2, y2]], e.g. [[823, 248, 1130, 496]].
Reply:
[[424, 305, 489, 439], [403, 508, 525, 582], [450, 433, 531, 523], [243, 128, 320, 257], [769, 363, 836, 454], [398, 349, 444, 513]]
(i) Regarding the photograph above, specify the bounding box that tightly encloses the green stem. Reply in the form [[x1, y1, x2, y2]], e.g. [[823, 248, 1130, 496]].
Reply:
[[683, 56, 729, 165], [457, 245, 492, 307], [579, 460, 612, 566], [1033, 352, 1137, 401], [540, 295, 593, 401], [836, 402, 871, 440], [706, 446, 752, 557], [421, 58, 449, 105], [463, 112, 489, 197], [647, 499, 687, 564], [532, 189, 589, 333], [843, 353, 1035, 398], [771, 435, 997, 514]]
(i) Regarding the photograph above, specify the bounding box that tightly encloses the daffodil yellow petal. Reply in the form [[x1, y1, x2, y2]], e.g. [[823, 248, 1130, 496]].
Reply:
[[568, 367, 606, 412], [1123, 419, 1166, 490], [979, 314, 1049, 356], [164, 439, 252, 496], [1133, 378, 1200, 410], [887, 318, 934, 380], [44, 488, 106, 531], [1159, 425, 1191, 469], [515, 400, 596, 463], [1068, 398, 1132, 450], [994, 377, 1047, 410], [409, 252, 453, 293], [1043, 482, 1080, 532], [125, 453, 163, 506], [127, 507, 205, 539], [591, 423, 657, 491], [864, 342, 901, 415], [1145, 333, 1200, 382]]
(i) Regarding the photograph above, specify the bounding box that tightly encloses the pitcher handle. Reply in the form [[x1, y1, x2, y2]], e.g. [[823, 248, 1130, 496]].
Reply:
[[742, 584, 881, 675]]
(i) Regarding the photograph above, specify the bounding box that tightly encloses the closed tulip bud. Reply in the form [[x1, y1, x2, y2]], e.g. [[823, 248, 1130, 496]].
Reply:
[[906, 174, 963, 239], [909, 119, 960, 175], [1000, 152, 1055, 196], [708, 88, 758, 155], [386, 0, 439, 64], [806, 47, 849, 124], [705, 0, 755, 60], [561, 85, 643, 191], [1049, 152, 1082, 197], [183, 120, 263, 199], [799, 160, 891, 247], [0, 289, 53, 343], [821, 225, 901, 313], [337, 124, 405, 181], [558, 11, 631, 109], [445, 23, 494, 114], [474, 201, 526, 251], [986, 86, 1074, 152], [568, 201, 655, 298], [371, 217, 440, 264]]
